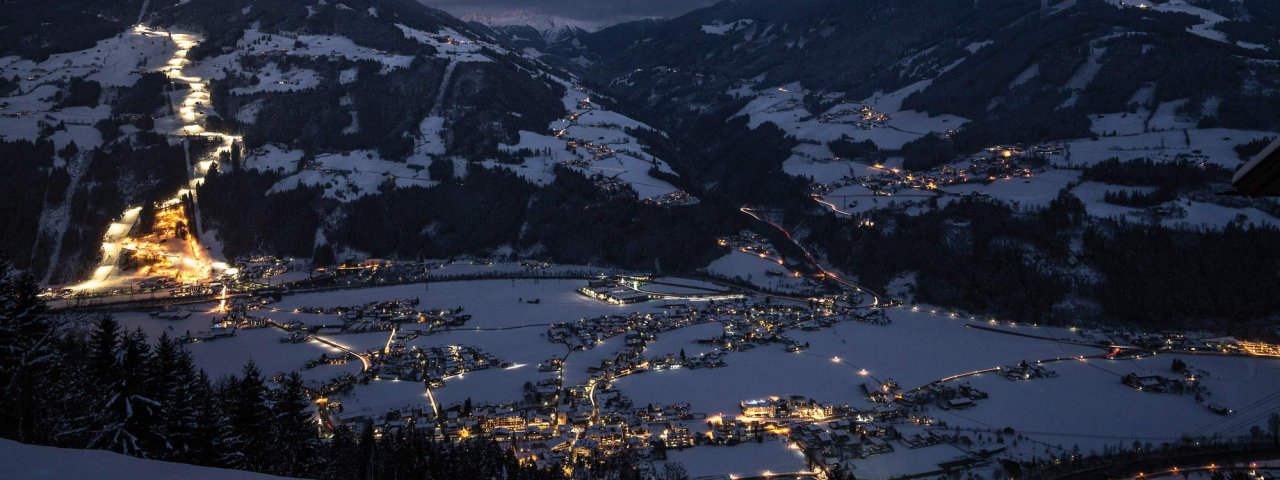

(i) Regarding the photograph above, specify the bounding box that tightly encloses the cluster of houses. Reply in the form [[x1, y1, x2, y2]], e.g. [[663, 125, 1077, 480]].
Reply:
[[861, 379, 902, 404], [546, 91, 690, 204], [179, 300, 271, 343], [180, 323, 238, 343], [315, 257, 625, 290], [1121, 330, 1233, 352], [698, 301, 870, 353], [1120, 370, 1233, 419], [702, 415, 789, 446], [556, 298, 879, 376], [740, 395, 852, 421], [892, 382, 989, 411], [307, 372, 361, 404], [545, 308, 704, 351], [302, 352, 353, 370], [791, 416, 900, 471], [555, 109, 629, 167], [295, 298, 425, 323], [757, 393, 994, 476], [589, 176, 640, 200], [809, 143, 1048, 208], [286, 299, 472, 337], [998, 360, 1057, 381], [528, 299, 927, 463], [308, 290, 1004, 478], [371, 344, 508, 386], [233, 256, 298, 280], [330, 394, 705, 474], [1121, 373, 1188, 393], [642, 190, 700, 207], [1076, 327, 1280, 359], [322, 259, 440, 288], [818, 104, 891, 129], [332, 402, 569, 465], [290, 272, 971, 475], [717, 232, 780, 260]]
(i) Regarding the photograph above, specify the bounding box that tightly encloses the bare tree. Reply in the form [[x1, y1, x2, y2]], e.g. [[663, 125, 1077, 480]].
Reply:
[[661, 462, 689, 480]]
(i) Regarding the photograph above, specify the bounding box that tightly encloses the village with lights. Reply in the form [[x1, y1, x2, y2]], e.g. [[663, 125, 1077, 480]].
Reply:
[[36, 48, 1280, 473], [61, 254, 1280, 479], [58, 229, 1280, 480], [4, 0, 1280, 478]]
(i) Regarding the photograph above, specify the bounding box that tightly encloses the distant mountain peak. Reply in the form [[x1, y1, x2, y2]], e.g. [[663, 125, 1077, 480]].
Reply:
[[462, 11, 604, 42]]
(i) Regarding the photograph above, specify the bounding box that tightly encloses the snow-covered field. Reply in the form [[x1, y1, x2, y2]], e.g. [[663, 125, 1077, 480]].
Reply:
[[617, 309, 1101, 417], [1089, 97, 1202, 137], [736, 82, 968, 186], [0, 27, 177, 90], [665, 440, 808, 478], [488, 83, 683, 201], [0, 14, 684, 207], [186, 22, 687, 202], [101, 277, 1280, 479], [0, 438, 293, 480], [938, 353, 1280, 453], [228, 62, 322, 95], [814, 126, 1280, 229], [268, 149, 437, 201], [271, 279, 664, 329], [1066, 179, 1280, 230], [701, 19, 757, 36], [113, 309, 359, 381], [852, 442, 970, 479], [0, 27, 179, 148], [705, 250, 813, 293], [1055, 128, 1274, 168], [642, 322, 723, 359], [1108, 0, 1231, 43], [396, 25, 496, 63], [224, 29, 415, 72], [941, 169, 1082, 209]]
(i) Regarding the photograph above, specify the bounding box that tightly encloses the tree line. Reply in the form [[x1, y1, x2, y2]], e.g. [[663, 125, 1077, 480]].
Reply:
[[805, 189, 1280, 332], [199, 160, 731, 274], [0, 257, 562, 479], [808, 195, 1082, 323]]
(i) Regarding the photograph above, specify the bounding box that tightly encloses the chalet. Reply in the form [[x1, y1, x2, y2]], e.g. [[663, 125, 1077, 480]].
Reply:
[[1122, 373, 1169, 392], [862, 381, 890, 403]]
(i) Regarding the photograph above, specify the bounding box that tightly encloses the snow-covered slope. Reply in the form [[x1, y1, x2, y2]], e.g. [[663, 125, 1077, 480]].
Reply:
[[0, 439, 295, 480], [464, 11, 604, 43]]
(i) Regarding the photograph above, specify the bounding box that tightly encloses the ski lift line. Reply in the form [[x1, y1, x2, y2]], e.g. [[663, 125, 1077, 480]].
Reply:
[[1193, 403, 1280, 439], [1192, 388, 1280, 433], [1191, 389, 1280, 435], [1077, 357, 1126, 378], [1204, 405, 1280, 437], [1204, 403, 1280, 437]]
